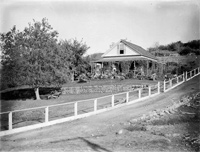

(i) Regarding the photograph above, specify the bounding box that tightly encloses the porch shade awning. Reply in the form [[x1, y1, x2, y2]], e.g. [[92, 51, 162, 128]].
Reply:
[[92, 56, 158, 63]]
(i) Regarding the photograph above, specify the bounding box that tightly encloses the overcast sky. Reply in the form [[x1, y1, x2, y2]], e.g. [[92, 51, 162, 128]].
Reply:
[[0, 0, 199, 55]]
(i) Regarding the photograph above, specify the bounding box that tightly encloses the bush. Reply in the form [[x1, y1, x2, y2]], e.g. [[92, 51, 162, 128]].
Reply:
[[77, 73, 88, 83], [126, 72, 134, 79]]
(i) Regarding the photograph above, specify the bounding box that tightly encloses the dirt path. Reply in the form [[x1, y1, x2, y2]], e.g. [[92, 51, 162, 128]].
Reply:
[[1, 75, 200, 152]]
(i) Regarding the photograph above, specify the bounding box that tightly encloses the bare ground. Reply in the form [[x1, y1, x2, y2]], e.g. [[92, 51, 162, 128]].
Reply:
[[1, 75, 200, 152]]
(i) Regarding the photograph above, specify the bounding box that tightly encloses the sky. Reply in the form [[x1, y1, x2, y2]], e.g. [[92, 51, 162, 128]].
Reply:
[[0, 0, 199, 55]]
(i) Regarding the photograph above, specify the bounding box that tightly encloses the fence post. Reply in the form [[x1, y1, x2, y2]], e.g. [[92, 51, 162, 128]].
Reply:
[[94, 99, 97, 112], [126, 92, 129, 103], [198, 67, 200, 74], [170, 79, 172, 87], [157, 82, 160, 94], [177, 76, 179, 84], [45, 107, 49, 123], [190, 71, 192, 78], [185, 71, 187, 81], [148, 86, 151, 96], [74, 102, 78, 116], [163, 80, 166, 92], [111, 95, 114, 107], [139, 89, 141, 99], [9, 112, 13, 130]]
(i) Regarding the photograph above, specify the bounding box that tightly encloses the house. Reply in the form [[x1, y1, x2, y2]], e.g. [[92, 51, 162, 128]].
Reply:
[[93, 39, 158, 76]]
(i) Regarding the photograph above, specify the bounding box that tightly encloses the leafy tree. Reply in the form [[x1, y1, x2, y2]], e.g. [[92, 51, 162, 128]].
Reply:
[[158, 45, 168, 50], [183, 40, 200, 50], [179, 46, 193, 55], [59, 39, 90, 81], [87, 53, 103, 61], [120, 61, 132, 74], [1, 18, 71, 100], [0, 26, 22, 89]]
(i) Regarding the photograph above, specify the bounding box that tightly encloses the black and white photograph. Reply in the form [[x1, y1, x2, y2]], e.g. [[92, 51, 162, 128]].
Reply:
[[0, 0, 199, 151]]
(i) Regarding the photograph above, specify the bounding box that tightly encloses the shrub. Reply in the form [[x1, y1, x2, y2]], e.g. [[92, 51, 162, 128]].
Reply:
[[126, 72, 134, 79]]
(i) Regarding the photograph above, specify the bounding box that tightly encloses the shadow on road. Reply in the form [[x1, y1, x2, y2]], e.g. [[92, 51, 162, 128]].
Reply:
[[80, 137, 112, 152], [49, 135, 112, 152]]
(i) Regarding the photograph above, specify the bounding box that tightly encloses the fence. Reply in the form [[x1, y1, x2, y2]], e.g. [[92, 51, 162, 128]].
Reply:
[[163, 67, 200, 92], [0, 67, 199, 136]]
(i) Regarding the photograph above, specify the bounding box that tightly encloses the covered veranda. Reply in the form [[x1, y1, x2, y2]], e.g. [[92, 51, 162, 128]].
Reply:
[[92, 56, 159, 80]]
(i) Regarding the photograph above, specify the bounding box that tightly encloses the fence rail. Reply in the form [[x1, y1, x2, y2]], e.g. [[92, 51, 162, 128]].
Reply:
[[1, 67, 199, 136]]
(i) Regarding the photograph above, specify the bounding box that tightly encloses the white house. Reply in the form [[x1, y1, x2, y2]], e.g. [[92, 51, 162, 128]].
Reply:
[[93, 39, 158, 76]]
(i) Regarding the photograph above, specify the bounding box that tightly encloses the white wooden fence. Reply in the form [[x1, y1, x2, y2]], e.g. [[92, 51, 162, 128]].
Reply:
[[0, 67, 199, 136]]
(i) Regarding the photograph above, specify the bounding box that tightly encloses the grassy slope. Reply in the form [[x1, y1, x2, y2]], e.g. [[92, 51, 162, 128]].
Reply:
[[0, 75, 199, 152], [1, 79, 157, 112]]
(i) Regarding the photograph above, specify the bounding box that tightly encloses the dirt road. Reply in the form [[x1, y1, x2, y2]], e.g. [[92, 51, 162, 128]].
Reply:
[[1, 75, 200, 152]]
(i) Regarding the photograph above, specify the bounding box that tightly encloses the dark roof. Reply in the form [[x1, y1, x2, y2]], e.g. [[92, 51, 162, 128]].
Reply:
[[121, 40, 157, 61]]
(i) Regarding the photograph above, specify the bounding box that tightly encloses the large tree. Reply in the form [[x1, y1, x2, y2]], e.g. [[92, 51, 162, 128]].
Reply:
[[0, 26, 22, 89], [59, 39, 90, 81], [1, 18, 71, 100]]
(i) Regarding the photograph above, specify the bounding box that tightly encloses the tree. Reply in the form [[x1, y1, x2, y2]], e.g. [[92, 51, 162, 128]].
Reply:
[[59, 39, 90, 81], [120, 61, 132, 74], [1, 18, 71, 100], [0, 26, 22, 89]]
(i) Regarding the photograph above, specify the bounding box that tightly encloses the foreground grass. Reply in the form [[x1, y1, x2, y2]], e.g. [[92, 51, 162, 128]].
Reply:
[[0, 92, 114, 113], [63, 78, 157, 87], [1, 79, 157, 112]]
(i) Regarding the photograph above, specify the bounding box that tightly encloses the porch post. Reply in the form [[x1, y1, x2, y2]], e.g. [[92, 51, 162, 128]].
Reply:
[[101, 62, 103, 74], [134, 61, 136, 76], [152, 61, 155, 73], [146, 60, 149, 76]]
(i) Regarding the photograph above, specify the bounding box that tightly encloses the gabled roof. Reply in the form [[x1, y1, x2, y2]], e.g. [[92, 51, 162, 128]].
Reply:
[[120, 40, 157, 61], [93, 39, 157, 63]]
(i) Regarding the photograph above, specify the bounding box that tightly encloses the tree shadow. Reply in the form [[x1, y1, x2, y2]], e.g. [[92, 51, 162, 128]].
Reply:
[[79, 137, 112, 152], [50, 136, 112, 152]]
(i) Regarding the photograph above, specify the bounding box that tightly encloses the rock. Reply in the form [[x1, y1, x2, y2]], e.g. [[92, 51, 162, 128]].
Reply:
[[172, 133, 180, 137], [130, 119, 137, 123], [168, 109, 175, 114], [141, 114, 147, 120], [146, 125, 153, 131], [123, 122, 131, 126], [156, 125, 165, 129], [148, 111, 158, 118], [165, 134, 171, 137], [116, 129, 124, 135], [164, 110, 170, 114], [159, 110, 165, 116]]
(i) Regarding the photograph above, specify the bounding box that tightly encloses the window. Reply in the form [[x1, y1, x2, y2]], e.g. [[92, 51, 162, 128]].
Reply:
[[118, 43, 125, 54], [120, 50, 124, 54]]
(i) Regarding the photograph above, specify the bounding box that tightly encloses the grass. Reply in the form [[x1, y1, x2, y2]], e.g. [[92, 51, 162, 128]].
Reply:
[[1, 92, 131, 130], [1, 79, 157, 100], [0, 92, 114, 112], [63, 78, 158, 87], [0, 79, 157, 131]]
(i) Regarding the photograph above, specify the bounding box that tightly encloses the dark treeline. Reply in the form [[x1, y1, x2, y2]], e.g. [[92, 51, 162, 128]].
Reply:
[[148, 40, 200, 55]]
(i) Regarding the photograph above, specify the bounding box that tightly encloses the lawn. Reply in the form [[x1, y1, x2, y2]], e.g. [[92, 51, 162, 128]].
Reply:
[[1, 79, 158, 112], [0, 79, 157, 131], [63, 78, 157, 87]]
